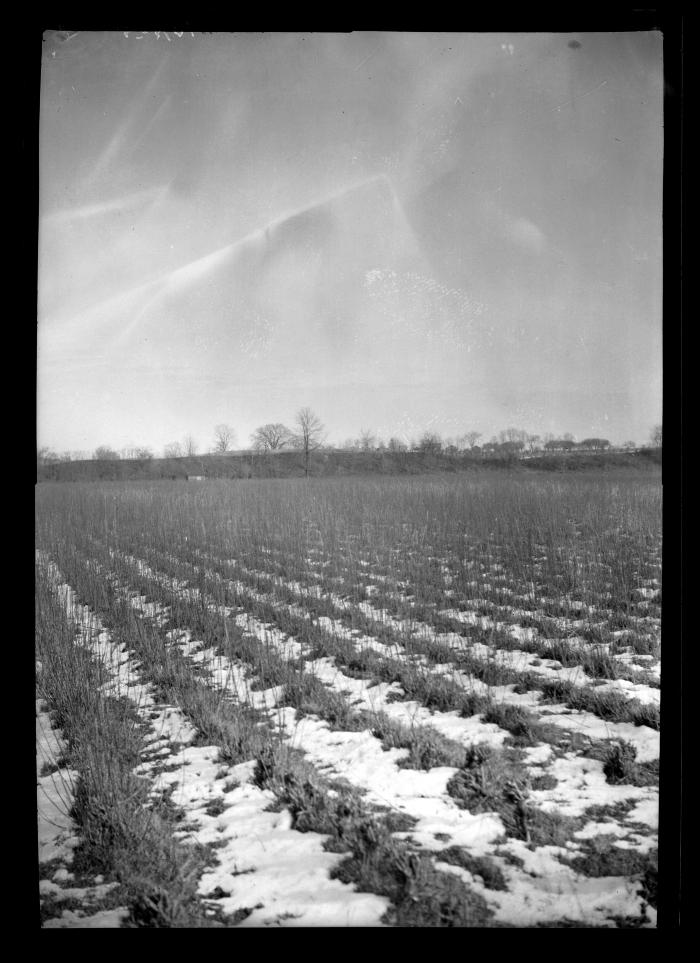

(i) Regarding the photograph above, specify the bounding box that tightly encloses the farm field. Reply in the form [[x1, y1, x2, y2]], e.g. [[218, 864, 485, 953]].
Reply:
[[35, 472, 661, 928]]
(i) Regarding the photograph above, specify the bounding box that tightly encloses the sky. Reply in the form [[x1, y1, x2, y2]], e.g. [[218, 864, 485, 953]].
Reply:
[[38, 30, 663, 454]]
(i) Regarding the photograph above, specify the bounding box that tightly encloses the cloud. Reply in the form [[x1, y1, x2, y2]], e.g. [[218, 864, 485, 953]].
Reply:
[[42, 185, 168, 225], [83, 59, 169, 189]]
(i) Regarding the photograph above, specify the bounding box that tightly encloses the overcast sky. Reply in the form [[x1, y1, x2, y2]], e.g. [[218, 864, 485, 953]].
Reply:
[[38, 30, 662, 454]]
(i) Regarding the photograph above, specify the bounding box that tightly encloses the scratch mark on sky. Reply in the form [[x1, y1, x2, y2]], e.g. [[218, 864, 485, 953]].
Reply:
[[550, 80, 608, 112], [354, 46, 381, 71]]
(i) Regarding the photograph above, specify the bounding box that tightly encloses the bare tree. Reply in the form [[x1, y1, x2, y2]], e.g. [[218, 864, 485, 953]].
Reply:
[[498, 440, 525, 457], [651, 424, 662, 448], [37, 446, 58, 466], [579, 438, 610, 451], [251, 423, 293, 452], [163, 442, 183, 458], [94, 446, 120, 460], [55, 450, 86, 462], [293, 407, 325, 477], [122, 444, 154, 460], [461, 431, 482, 450], [387, 437, 407, 452], [499, 427, 529, 446], [213, 423, 236, 454], [418, 431, 443, 455], [359, 428, 376, 451], [183, 434, 198, 456], [525, 433, 541, 453], [545, 437, 575, 452]]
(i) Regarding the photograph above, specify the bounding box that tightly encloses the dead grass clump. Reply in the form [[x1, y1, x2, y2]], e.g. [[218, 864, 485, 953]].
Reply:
[[525, 808, 583, 849], [124, 842, 219, 928], [628, 634, 660, 657], [481, 703, 547, 745], [530, 773, 558, 791], [365, 713, 467, 770], [630, 701, 660, 731], [596, 741, 659, 787], [540, 678, 660, 730], [446, 744, 582, 846], [566, 840, 657, 883], [602, 741, 639, 784], [389, 665, 489, 717], [334, 846, 494, 927], [204, 797, 227, 818], [539, 678, 576, 703], [446, 744, 528, 839], [277, 673, 361, 730], [437, 847, 508, 890], [544, 640, 619, 679]]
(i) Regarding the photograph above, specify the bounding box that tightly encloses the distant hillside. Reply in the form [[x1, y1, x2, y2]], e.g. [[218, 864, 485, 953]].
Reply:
[[37, 447, 662, 483]]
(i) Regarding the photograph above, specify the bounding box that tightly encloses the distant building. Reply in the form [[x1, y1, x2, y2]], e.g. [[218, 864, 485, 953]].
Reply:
[[187, 475, 206, 481]]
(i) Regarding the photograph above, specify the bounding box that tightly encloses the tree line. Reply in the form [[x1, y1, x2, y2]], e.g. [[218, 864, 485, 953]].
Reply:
[[37, 416, 662, 471]]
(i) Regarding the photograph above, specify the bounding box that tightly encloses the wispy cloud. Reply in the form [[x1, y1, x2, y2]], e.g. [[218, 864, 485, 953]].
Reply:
[[128, 95, 172, 156], [42, 185, 168, 225], [84, 59, 169, 189]]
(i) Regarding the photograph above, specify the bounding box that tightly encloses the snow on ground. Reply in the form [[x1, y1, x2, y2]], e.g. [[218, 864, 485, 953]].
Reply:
[[156, 622, 658, 928], [144, 754, 389, 927], [154, 629, 509, 852], [43, 908, 131, 928], [528, 753, 657, 821], [37, 557, 392, 927], [108, 547, 662, 795], [215, 547, 657, 645], [162, 571, 663, 762], [306, 655, 511, 747], [536, 706, 660, 763], [40, 547, 659, 927], [36, 701, 81, 865], [439, 852, 655, 927], [111, 546, 661, 715], [39, 879, 120, 901], [626, 798, 659, 829], [592, 678, 660, 706], [277, 707, 504, 851]]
